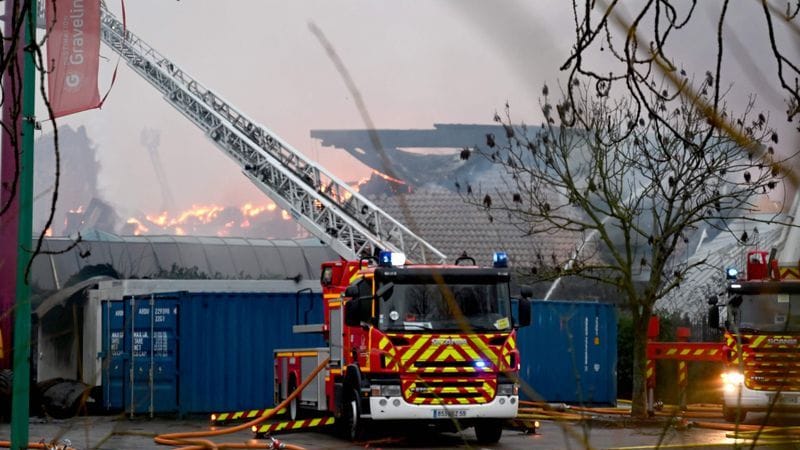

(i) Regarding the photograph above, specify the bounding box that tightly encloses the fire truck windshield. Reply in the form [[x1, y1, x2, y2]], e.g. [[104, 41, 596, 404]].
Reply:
[[376, 281, 512, 332], [730, 293, 800, 333]]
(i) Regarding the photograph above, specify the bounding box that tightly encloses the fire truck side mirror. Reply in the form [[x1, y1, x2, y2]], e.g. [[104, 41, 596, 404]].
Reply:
[[344, 298, 362, 327], [708, 305, 720, 330], [517, 298, 532, 328], [344, 285, 359, 298], [344, 286, 363, 327]]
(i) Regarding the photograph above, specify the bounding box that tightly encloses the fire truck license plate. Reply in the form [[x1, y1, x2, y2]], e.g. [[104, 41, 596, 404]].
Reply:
[[433, 409, 466, 418]]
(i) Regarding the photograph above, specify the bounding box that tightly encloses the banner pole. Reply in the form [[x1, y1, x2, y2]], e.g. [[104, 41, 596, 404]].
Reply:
[[10, 0, 37, 447]]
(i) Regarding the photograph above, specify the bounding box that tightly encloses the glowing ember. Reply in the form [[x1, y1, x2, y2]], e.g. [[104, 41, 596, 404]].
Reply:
[[124, 201, 308, 238], [146, 211, 169, 227], [371, 169, 406, 185], [126, 218, 150, 235], [241, 202, 274, 217], [176, 204, 224, 224]]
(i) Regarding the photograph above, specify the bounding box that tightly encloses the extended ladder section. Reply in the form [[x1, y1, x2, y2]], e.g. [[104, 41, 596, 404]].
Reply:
[[98, 9, 446, 264]]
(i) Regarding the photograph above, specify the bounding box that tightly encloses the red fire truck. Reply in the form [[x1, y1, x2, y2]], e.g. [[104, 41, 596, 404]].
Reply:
[[711, 249, 800, 421], [274, 251, 531, 443]]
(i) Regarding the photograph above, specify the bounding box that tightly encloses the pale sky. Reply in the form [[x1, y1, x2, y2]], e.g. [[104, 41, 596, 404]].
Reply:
[[36, 1, 796, 218], [40, 0, 568, 217]]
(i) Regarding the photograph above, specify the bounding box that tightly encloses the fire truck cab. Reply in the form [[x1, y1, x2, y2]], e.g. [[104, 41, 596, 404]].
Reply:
[[274, 251, 531, 443], [710, 250, 800, 422]]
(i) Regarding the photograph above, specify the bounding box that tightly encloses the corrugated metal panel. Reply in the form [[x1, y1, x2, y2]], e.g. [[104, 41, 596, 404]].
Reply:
[[102, 301, 125, 410], [123, 296, 179, 415], [103, 290, 325, 415], [517, 300, 617, 405]]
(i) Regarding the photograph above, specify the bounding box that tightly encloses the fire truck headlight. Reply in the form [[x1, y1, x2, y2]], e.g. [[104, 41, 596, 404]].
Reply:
[[371, 384, 402, 397], [721, 371, 744, 392], [498, 384, 518, 396]]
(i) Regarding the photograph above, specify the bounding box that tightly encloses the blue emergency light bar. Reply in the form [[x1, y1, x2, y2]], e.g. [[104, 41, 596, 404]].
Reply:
[[726, 267, 739, 280], [378, 251, 406, 267], [493, 252, 508, 268]]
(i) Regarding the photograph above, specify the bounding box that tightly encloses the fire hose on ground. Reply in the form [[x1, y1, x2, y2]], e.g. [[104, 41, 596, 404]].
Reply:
[[153, 357, 330, 450]]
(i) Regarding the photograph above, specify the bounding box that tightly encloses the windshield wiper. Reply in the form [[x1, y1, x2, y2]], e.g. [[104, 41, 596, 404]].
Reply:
[[733, 327, 761, 334]]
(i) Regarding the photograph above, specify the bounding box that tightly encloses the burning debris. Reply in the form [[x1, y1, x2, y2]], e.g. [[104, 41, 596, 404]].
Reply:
[[120, 201, 301, 238]]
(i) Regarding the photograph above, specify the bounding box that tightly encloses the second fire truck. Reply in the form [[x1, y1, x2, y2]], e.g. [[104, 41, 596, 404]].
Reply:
[[274, 251, 531, 443], [711, 249, 800, 421]]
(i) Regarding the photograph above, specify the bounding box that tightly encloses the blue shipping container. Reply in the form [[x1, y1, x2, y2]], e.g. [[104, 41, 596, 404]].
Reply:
[[102, 290, 324, 415], [517, 300, 617, 405]]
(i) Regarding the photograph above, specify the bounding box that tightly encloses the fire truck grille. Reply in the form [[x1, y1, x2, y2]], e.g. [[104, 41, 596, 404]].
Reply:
[[745, 349, 800, 391], [402, 378, 497, 405], [414, 361, 474, 368]]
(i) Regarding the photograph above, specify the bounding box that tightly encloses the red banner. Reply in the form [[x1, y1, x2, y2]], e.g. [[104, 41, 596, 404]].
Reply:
[[46, 0, 101, 118]]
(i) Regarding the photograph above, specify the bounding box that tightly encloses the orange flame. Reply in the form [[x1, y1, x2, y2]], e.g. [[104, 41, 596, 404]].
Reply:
[[371, 169, 406, 185], [128, 201, 291, 236], [126, 218, 149, 235], [241, 202, 275, 217]]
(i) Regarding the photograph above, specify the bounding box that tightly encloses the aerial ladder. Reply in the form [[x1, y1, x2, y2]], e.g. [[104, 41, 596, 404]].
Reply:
[[97, 6, 446, 264]]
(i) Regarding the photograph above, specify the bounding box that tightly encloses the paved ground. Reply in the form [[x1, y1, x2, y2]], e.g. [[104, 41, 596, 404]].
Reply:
[[3, 414, 798, 450]]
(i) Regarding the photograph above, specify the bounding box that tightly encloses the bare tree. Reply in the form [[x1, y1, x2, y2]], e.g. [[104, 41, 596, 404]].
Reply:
[[462, 79, 793, 418], [561, 1, 799, 182]]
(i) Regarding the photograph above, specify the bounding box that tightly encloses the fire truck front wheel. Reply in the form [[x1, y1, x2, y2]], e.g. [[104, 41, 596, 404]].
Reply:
[[341, 387, 366, 441], [474, 419, 503, 444], [722, 405, 746, 423]]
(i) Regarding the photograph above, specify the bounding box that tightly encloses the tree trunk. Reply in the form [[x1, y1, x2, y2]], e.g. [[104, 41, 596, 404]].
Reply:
[[630, 304, 653, 418]]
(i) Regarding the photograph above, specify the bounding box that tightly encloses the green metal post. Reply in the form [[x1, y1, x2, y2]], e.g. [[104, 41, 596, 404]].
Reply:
[[10, 0, 37, 447]]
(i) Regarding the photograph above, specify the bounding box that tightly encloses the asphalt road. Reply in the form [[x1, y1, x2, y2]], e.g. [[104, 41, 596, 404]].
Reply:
[[3, 414, 797, 450]]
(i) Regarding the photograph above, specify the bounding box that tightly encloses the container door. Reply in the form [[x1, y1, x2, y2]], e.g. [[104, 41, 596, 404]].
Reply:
[[123, 297, 179, 414], [581, 304, 617, 405], [102, 300, 126, 411]]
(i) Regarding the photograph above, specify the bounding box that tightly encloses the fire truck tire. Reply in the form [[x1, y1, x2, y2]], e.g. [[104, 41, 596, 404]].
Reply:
[[0, 370, 11, 421], [474, 419, 503, 444], [722, 405, 746, 423], [341, 387, 366, 441]]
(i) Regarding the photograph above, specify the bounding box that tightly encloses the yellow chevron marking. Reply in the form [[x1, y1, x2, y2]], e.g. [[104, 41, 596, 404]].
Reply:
[[679, 349, 690, 356], [752, 335, 767, 347], [402, 336, 429, 364], [461, 344, 481, 361], [437, 346, 466, 362], [665, 349, 677, 356], [418, 343, 440, 362], [468, 335, 493, 358]]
